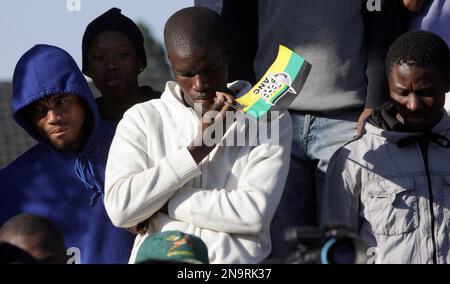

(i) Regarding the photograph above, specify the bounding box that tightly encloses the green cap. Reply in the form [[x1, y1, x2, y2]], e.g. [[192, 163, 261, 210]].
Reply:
[[135, 231, 209, 264]]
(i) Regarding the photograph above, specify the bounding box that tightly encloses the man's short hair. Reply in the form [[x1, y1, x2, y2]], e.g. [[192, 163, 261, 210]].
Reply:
[[0, 213, 65, 250], [386, 31, 450, 75], [164, 7, 227, 54]]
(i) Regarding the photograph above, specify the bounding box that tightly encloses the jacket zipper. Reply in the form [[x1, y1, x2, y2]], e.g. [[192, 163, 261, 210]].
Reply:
[[419, 142, 438, 264]]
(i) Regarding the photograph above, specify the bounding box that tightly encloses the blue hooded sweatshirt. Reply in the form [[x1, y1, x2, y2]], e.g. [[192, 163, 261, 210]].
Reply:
[[0, 45, 135, 264]]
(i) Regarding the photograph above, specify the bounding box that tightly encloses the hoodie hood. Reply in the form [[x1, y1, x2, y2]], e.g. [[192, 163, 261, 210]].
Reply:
[[12, 44, 99, 147], [12, 44, 107, 207]]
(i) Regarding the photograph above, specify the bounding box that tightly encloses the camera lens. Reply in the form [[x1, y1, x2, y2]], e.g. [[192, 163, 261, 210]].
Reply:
[[320, 237, 356, 264]]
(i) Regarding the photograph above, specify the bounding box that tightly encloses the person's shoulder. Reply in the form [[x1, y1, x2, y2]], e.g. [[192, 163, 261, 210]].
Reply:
[[331, 124, 388, 168], [125, 83, 182, 122], [5, 143, 47, 166], [0, 143, 48, 178], [339, 133, 374, 160], [117, 99, 170, 134], [344, 122, 388, 150], [122, 98, 160, 120]]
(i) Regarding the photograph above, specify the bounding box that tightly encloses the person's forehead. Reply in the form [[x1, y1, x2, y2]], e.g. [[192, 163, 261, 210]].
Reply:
[[33, 93, 75, 105], [170, 35, 225, 52], [390, 63, 443, 82], [90, 31, 134, 49], [393, 63, 442, 75], [170, 43, 227, 64]]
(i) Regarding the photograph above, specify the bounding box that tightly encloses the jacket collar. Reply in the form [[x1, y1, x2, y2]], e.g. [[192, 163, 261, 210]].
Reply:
[[366, 105, 450, 144]]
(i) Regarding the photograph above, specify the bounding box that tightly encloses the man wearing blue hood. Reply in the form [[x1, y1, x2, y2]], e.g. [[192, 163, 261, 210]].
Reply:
[[0, 44, 135, 264]]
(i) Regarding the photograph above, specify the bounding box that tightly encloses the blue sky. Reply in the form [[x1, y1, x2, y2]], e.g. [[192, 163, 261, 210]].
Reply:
[[0, 0, 193, 81]]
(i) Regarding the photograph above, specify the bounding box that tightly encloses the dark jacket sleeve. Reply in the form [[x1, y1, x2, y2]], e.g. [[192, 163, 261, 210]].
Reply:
[[363, 0, 408, 109], [221, 0, 259, 84]]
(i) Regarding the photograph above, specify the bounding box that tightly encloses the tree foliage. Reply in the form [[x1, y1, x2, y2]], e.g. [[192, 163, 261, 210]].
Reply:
[[137, 22, 172, 92]]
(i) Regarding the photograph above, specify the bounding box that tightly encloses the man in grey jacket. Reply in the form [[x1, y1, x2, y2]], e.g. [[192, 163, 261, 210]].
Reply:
[[321, 31, 450, 263], [222, 0, 406, 260]]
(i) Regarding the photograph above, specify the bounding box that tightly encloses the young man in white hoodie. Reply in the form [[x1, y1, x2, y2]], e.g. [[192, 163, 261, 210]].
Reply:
[[321, 31, 450, 263], [104, 7, 292, 264]]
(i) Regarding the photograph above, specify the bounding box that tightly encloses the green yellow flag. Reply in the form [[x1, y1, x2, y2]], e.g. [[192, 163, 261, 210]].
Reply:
[[233, 45, 311, 120]]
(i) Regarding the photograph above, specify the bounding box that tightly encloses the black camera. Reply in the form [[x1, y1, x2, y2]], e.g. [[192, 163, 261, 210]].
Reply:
[[283, 225, 369, 264]]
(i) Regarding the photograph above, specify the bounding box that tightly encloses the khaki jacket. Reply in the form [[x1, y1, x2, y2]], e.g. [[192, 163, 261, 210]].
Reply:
[[321, 113, 450, 264]]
